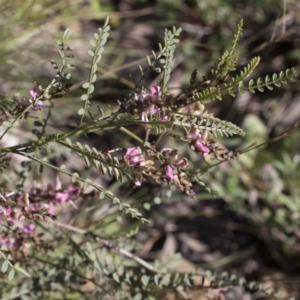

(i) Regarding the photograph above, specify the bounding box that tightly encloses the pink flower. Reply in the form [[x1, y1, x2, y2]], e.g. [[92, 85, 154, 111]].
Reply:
[[185, 125, 211, 154], [141, 104, 159, 122], [159, 115, 168, 122], [160, 148, 189, 183], [124, 147, 150, 186], [126, 147, 141, 157], [196, 139, 210, 153], [30, 87, 39, 99], [0, 207, 17, 221], [0, 237, 15, 250], [166, 165, 174, 180], [68, 184, 80, 200], [54, 179, 80, 204], [124, 147, 145, 166], [28, 204, 37, 211], [150, 86, 161, 96], [134, 178, 144, 186], [4, 207, 13, 217], [18, 223, 36, 234], [133, 86, 163, 123], [48, 202, 56, 215], [161, 148, 188, 169], [55, 191, 69, 204], [185, 124, 200, 140], [29, 86, 43, 111]]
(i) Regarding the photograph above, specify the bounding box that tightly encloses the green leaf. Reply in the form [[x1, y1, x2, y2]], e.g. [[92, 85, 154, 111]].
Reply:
[[112, 272, 120, 283], [81, 94, 89, 101], [88, 84, 95, 94], [141, 218, 150, 224], [239, 277, 246, 286], [66, 138, 72, 146], [90, 74, 97, 83], [83, 179, 92, 190], [103, 25, 110, 33], [100, 37, 108, 46], [33, 121, 43, 127], [143, 203, 151, 210], [91, 64, 98, 74], [161, 274, 170, 286], [63, 28, 72, 40], [103, 16, 109, 27], [78, 108, 85, 115], [96, 47, 104, 56], [2, 121, 11, 128], [1, 260, 8, 273], [113, 197, 120, 204], [154, 197, 161, 204], [83, 155, 90, 167], [248, 281, 256, 289], [154, 274, 161, 286], [88, 50, 95, 57], [76, 141, 83, 149], [71, 172, 79, 182], [8, 268, 15, 280], [147, 56, 151, 66], [89, 40, 96, 47], [82, 82, 90, 89], [61, 73, 72, 79], [141, 275, 149, 286], [66, 64, 75, 69], [95, 55, 102, 64]]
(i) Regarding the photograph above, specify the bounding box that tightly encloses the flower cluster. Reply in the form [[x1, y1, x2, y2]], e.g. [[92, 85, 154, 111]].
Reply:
[[123, 86, 169, 123], [120, 83, 240, 196], [48, 179, 80, 214], [123, 147, 155, 186], [0, 194, 39, 254], [29, 86, 44, 111], [185, 124, 240, 164], [123, 146, 196, 197], [0, 179, 81, 255], [160, 148, 194, 196], [185, 124, 214, 164]]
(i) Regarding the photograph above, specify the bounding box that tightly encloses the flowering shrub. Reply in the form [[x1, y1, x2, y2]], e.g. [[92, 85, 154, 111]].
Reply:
[[0, 17, 298, 299]]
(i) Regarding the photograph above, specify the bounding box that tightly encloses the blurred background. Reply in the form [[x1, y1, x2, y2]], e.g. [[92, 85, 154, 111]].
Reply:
[[1, 0, 300, 299]]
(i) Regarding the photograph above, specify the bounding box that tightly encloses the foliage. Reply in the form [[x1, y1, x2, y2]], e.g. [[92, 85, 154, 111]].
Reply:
[[0, 4, 299, 299]]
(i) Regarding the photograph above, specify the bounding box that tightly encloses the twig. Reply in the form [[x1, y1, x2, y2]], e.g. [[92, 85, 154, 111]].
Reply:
[[51, 220, 157, 273]]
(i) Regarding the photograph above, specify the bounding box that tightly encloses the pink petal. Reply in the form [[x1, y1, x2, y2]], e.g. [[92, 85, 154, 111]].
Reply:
[[150, 86, 161, 96], [166, 165, 174, 180], [159, 115, 168, 122], [196, 141, 210, 153], [126, 147, 141, 157], [68, 184, 79, 200], [55, 191, 69, 203], [48, 202, 56, 215], [134, 178, 144, 186], [134, 181, 142, 186], [30, 87, 39, 99], [129, 156, 144, 166]]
